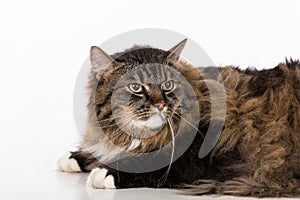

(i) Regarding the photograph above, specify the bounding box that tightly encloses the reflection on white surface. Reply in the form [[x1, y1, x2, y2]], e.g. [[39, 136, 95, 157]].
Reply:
[[1, 169, 284, 200]]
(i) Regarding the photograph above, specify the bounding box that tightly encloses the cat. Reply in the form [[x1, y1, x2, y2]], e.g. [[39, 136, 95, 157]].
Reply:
[[57, 39, 300, 197]]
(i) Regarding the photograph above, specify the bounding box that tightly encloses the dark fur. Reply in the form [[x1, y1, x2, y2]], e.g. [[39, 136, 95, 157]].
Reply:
[[69, 42, 300, 197]]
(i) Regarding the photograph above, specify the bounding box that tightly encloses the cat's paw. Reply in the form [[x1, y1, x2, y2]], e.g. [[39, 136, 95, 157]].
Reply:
[[87, 168, 116, 189], [57, 152, 81, 173]]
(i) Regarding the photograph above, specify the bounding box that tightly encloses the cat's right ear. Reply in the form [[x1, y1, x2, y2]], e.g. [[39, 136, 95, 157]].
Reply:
[[90, 46, 115, 80], [167, 39, 187, 63]]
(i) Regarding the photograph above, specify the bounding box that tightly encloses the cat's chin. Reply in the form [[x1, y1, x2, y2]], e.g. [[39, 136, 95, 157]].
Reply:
[[132, 112, 166, 130]]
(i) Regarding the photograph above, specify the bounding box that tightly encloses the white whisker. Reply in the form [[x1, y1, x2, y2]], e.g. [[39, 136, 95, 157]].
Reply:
[[157, 117, 175, 187], [172, 110, 203, 136]]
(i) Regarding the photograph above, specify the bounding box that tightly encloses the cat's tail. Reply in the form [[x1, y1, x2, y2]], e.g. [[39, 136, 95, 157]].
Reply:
[[181, 176, 300, 197]]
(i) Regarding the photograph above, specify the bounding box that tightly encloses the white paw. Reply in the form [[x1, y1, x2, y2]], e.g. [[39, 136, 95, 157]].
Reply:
[[87, 168, 116, 189], [57, 152, 81, 173]]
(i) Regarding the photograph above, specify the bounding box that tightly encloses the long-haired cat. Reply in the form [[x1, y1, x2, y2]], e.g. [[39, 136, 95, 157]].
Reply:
[[58, 39, 300, 197]]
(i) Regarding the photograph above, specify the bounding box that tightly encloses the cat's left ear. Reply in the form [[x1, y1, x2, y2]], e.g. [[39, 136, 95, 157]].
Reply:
[[167, 39, 187, 62], [90, 46, 115, 80]]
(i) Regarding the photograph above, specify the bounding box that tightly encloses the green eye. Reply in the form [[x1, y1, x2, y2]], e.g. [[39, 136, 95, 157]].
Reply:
[[161, 80, 174, 91], [128, 83, 142, 93]]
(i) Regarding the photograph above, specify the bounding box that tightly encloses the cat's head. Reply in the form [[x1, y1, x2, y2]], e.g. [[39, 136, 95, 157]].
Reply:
[[88, 40, 203, 152]]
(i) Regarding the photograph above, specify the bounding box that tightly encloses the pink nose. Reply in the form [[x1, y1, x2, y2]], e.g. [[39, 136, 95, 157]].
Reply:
[[154, 102, 166, 111]]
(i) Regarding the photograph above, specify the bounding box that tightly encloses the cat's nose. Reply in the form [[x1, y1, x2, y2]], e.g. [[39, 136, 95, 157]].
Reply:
[[154, 102, 166, 111]]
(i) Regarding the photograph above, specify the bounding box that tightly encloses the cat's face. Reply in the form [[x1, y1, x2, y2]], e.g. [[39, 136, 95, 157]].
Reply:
[[111, 64, 183, 138]]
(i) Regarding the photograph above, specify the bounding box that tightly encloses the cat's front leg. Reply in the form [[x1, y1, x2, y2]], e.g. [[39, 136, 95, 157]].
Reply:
[[57, 152, 82, 173], [57, 151, 117, 189], [86, 165, 173, 189], [87, 168, 116, 189]]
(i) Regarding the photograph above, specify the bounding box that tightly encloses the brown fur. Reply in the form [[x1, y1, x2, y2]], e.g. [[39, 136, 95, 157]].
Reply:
[[188, 61, 300, 197]]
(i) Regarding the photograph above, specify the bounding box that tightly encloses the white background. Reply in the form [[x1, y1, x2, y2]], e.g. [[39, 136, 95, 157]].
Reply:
[[0, 0, 299, 199]]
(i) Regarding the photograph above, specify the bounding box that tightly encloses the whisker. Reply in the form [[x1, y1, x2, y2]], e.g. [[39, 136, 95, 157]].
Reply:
[[171, 109, 203, 136], [158, 117, 175, 187]]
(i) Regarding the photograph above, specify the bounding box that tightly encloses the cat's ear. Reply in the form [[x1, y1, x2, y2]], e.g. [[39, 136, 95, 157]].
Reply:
[[90, 46, 115, 80], [167, 39, 187, 62]]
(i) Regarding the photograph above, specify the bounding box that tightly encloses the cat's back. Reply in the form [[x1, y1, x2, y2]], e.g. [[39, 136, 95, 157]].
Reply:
[[212, 59, 300, 160], [219, 59, 300, 98]]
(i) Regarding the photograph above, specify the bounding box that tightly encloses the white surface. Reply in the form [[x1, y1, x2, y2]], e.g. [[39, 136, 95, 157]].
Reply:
[[0, 0, 300, 199], [1, 170, 290, 200]]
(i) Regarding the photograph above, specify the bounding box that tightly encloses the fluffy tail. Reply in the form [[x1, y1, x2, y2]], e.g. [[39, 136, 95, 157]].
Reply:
[[182, 177, 300, 197]]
